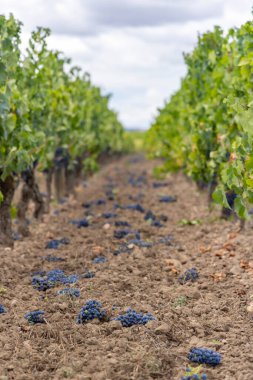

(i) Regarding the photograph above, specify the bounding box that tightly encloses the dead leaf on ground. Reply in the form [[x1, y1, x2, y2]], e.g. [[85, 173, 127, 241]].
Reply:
[[199, 245, 212, 253], [210, 272, 227, 282]]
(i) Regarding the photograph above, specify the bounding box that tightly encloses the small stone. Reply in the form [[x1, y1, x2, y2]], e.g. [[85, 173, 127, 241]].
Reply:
[[154, 323, 171, 335], [230, 265, 243, 275], [106, 320, 122, 332], [103, 223, 110, 230], [247, 302, 253, 317], [146, 320, 158, 329], [191, 291, 201, 300], [59, 302, 68, 311]]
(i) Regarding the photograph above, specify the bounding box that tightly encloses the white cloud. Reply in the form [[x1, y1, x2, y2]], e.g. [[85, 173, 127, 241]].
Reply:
[[1, 0, 253, 129]]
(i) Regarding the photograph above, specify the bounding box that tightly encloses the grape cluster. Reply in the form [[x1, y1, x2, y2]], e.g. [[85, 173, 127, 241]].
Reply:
[[151, 220, 164, 228], [178, 268, 199, 285], [96, 199, 106, 205], [128, 175, 147, 187], [125, 204, 145, 213], [114, 229, 141, 240], [144, 210, 156, 221], [44, 254, 66, 262], [92, 256, 107, 264], [77, 300, 107, 324], [188, 348, 221, 366], [82, 271, 95, 279], [114, 229, 131, 239], [0, 305, 6, 314], [12, 231, 21, 241], [70, 219, 89, 228], [159, 196, 177, 203], [25, 310, 45, 324], [114, 308, 155, 327], [45, 238, 70, 249], [54, 147, 69, 168], [127, 239, 153, 248], [113, 203, 120, 209], [115, 221, 131, 227], [182, 372, 207, 380], [159, 214, 168, 222], [158, 235, 173, 245], [105, 190, 115, 200], [32, 269, 79, 291], [226, 190, 237, 208], [82, 202, 93, 208], [153, 182, 168, 188], [57, 288, 80, 297], [102, 212, 118, 219]]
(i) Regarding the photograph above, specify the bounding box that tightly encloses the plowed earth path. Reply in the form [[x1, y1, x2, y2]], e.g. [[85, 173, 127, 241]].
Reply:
[[1, 155, 253, 380]]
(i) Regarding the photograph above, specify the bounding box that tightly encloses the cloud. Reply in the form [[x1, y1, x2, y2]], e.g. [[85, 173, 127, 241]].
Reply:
[[1, 0, 253, 129], [1, 0, 223, 36]]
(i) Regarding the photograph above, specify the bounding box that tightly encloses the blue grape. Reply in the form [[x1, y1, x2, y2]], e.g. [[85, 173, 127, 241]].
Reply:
[[32, 269, 78, 291], [0, 305, 6, 314], [77, 300, 107, 323], [114, 308, 155, 327], [82, 271, 95, 279], [45, 240, 60, 249], [178, 268, 199, 285], [57, 288, 80, 297], [44, 255, 65, 262], [127, 239, 153, 248], [102, 213, 117, 219], [92, 256, 107, 264], [159, 196, 177, 203], [96, 199, 106, 205], [125, 204, 145, 213], [115, 221, 131, 227], [82, 202, 93, 208], [25, 310, 45, 324], [151, 220, 164, 228], [144, 210, 156, 221], [181, 373, 208, 380], [70, 219, 89, 228], [188, 347, 221, 366], [153, 182, 168, 188]]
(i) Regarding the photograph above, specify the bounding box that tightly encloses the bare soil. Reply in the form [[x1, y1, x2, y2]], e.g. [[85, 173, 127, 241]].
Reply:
[[1, 155, 253, 380]]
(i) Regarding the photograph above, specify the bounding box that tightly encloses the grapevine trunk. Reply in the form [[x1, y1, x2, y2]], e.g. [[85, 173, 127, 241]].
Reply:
[[0, 175, 16, 247], [17, 169, 44, 236]]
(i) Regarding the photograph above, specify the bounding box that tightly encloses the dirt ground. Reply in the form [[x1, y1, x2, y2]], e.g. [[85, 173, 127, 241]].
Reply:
[[1, 155, 253, 380]]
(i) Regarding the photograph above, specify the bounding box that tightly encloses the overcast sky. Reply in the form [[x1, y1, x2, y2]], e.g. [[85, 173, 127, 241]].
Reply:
[[1, 0, 253, 129]]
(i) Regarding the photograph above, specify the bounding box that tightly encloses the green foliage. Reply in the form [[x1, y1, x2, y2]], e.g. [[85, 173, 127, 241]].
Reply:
[[146, 15, 253, 219], [178, 219, 201, 226], [0, 13, 127, 184], [124, 130, 146, 152]]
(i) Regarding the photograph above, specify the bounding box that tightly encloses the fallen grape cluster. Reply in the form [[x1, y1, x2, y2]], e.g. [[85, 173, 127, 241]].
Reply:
[[0, 305, 6, 314], [92, 256, 107, 264], [77, 300, 107, 324], [181, 372, 207, 380], [178, 268, 199, 285], [70, 219, 89, 228], [188, 348, 222, 366], [25, 310, 45, 324], [32, 269, 79, 291], [45, 238, 70, 249], [114, 308, 155, 327]]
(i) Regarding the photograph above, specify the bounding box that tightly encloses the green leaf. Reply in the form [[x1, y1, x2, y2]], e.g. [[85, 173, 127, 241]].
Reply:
[[238, 57, 250, 66], [234, 198, 248, 219], [212, 187, 230, 208]]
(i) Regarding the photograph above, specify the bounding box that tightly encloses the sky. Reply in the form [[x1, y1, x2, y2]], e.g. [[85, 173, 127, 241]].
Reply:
[[1, 0, 253, 130]]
